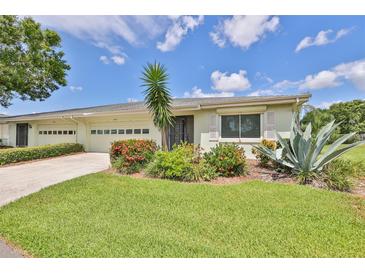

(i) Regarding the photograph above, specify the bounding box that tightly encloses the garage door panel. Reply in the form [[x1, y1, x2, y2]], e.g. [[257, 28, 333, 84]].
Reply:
[[89, 121, 160, 152], [38, 124, 77, 146]]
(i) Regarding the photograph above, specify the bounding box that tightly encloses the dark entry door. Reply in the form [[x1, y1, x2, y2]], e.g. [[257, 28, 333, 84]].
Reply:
[[16, 123, 28, 147], [168, 116, 194, 150]]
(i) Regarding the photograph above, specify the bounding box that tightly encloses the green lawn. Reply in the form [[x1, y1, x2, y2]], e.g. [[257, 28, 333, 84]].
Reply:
[[324, 144, 365, 162], [0, 173, 365, 257]]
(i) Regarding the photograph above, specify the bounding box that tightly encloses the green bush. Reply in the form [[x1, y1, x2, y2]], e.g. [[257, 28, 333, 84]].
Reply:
[[204, 143, 247, 177], [252, 139, 277, 167], [0, 143, 84, 165], [146, 143, 217, 181], [322, 159, 355, 192], [110, 139, 157, 174]]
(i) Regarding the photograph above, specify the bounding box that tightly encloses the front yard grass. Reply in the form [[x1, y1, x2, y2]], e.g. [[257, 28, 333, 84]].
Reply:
[[0, 173, 365, 257], [324, 144, 365, 162]]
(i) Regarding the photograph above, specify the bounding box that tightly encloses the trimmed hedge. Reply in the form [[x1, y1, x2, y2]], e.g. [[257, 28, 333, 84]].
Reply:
[[0, 143, 84, 166]]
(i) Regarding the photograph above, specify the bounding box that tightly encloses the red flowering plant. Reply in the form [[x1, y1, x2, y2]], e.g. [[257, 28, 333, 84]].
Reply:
[[204, 143, 247, 177], [110, 139, 157, 174]]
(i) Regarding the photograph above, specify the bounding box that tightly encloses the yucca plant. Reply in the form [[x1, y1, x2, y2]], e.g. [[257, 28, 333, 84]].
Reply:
[[141, 62, 174, 151], [253, 114, 365, 184]]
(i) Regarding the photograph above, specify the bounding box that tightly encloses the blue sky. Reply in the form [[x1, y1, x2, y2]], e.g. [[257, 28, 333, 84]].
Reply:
[[2, 15, 365, 115]]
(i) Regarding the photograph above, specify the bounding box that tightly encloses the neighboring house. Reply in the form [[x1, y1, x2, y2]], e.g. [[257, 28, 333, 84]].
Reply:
[[0, 94, 310, 158]]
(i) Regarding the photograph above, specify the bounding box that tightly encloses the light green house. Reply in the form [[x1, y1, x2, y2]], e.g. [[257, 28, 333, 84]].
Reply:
[[0, 94, 310, 158]]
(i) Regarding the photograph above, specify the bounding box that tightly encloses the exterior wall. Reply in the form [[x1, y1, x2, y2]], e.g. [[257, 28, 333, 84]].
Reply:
[[193, 103, 294, 158], [0, 124, 10, 145], [4, 103, 295, 159], [8, 123, 16, 147]]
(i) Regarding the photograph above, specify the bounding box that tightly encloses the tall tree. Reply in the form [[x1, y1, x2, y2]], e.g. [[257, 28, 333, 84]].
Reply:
[[0, 15, 70, 107], [141, 62, 173, 151]]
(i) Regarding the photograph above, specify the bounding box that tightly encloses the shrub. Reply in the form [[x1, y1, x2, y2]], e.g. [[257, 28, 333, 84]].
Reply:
[[322, 159, 356, 192], [146, 143, 217, 181], [252, 139, 277, 167], [0, 143, 84, 165], [204, 144, 247, 177], [110, 139, 157, 174]]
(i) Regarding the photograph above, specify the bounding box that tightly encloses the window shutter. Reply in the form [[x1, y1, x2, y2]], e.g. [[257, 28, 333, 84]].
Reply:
[[265, 111, 276, 139], [209, 114, 219, 141]]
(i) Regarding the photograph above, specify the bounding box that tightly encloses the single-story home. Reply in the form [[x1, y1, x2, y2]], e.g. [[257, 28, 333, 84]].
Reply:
[[0, 94, 311, 158]]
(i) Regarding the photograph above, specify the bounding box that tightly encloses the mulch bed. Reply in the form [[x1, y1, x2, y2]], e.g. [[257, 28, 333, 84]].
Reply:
[[108, 160, 365, 198], [108, 159, 297, 185]]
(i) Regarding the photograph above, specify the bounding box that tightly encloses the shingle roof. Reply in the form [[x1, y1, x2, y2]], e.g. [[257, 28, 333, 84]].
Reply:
[[1, 94, 311, 121]]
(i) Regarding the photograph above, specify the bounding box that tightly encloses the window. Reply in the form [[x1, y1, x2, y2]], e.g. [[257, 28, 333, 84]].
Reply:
[[53, 130, 57, 135], [111, 129, 117, 134], [97, 130, 103, 135], [221, 114, 261, 139], [104, 129, 110, 134], [39, 131, 42, 135], [142, 128, 149, 134], [91, 130, 96, 135], [221, 115, 239, 138], [57, 130, 62, 135], [126, 129, 132, 134], [43, 131, 47, 135], [240, 114, 260, 138], [48, 131, 52, 135], [134, 129, 141, 134], [68, 130, 73, 135], [118, 129, 124, 134]]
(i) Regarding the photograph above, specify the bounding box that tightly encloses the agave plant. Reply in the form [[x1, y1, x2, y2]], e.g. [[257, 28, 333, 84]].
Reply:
[[253, 114, 365, 184]]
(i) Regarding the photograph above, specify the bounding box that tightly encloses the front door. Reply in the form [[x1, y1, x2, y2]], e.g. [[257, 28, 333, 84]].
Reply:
[[16, 123, 28, 147], [168, 116, 194, 150]]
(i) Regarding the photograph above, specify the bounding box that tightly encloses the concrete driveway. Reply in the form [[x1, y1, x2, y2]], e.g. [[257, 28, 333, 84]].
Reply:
[[0, 153, 110, 207]]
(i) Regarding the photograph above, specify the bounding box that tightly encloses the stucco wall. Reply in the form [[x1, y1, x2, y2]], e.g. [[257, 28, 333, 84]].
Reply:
[[0, 124, 10, 145], [192, 103, 294, 158]]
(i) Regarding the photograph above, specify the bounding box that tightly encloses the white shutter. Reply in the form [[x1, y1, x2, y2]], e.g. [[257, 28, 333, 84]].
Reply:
[[209, 114, 219, 141], [265, 111, 276, 139]]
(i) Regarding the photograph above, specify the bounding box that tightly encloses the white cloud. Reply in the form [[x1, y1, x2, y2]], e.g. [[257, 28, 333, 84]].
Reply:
[[111, 55, 125, 65], [247, 89, 282, 97], [316, 100, 342, 109], [295, 28, 353, 52], [184, 86, 234, 98], [69, 86, 83, 91], [33, 16, 170, 54], [273, 79, 303, 90], [127, 98, 139, 103], [300, 70, 341, 90], [156, 16, 204, 52], [272, 59, 365, 92], [211, 70, 251, 92], [210, 16, 279, 50], [334, 59, 365, 91], [99, 55, 110, 64], [100, 55, 126, 65], [255, 72, 273, 84]]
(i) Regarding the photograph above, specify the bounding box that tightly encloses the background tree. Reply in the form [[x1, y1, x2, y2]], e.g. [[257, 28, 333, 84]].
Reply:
[[301, 99, 365, 142], [0, 15, 70, 107], [301, 107, 335, 136], [141, 62, 173, 151]]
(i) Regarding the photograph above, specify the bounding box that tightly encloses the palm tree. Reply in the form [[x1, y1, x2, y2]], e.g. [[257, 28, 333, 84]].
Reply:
[[141, 62, 173, 151]]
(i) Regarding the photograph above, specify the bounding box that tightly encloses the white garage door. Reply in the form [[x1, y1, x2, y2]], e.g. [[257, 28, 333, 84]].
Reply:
[[89, 121, 159, 152], [38, 124, 77, 146]]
